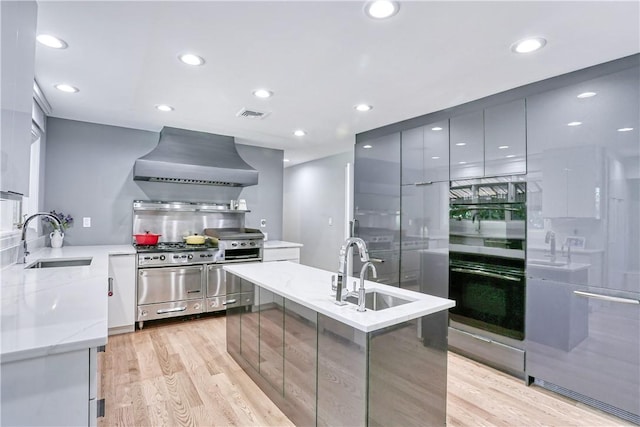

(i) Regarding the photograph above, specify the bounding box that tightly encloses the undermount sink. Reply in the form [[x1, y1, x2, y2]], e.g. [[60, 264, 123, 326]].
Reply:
[[528, 259, 567, 267], [345, 290, 413, 311], [26, 258, 93, 269]]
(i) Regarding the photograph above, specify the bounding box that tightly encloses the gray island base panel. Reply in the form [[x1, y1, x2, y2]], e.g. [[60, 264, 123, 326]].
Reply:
[[223, 262, 454, 426]]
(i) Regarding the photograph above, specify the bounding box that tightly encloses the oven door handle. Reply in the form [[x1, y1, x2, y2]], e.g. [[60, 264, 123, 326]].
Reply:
[[156, 306, 187, 314], [451, 267, 521, 282], [573, 291, 639, 305]]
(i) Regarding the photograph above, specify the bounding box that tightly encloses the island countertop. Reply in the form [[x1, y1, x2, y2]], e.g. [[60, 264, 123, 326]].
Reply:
[[1, 245, 135, 363], [224, 261, 455, 332]]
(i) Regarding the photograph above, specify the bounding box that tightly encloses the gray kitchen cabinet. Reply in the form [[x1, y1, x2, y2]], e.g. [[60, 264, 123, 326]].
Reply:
[[526, 278, 639, 422], [0, 1, 37, 196], [526, 62, 640, 424], [400, 182, 449, 293], [450, 110, 484, 179], [450, 99, 526, 179], [107, 254, 136, 335], [258, 288, 284, 393], [353, 133, 401, 285], [484, 99, 526, 176], [401, 120, 449, 185]]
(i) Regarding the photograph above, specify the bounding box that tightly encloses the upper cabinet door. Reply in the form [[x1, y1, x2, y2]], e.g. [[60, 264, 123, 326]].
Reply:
[[484, 99, 526, 176], [401, 120, 449, 184], [450, 111, 484, 179]]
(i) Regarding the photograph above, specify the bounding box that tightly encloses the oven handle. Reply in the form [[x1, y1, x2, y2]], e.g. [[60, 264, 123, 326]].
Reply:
[[156, 306, 187, 314], [223, 299, 237, 305], [573, 291, 639, 305], [451, 267, 522, 282], [187, 290, 201, 294]]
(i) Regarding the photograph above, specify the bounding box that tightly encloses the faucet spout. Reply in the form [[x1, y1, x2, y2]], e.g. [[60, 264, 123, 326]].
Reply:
[[17, 213, 63, 264], [545, 231, 556, 263], [357, 262, 377, 312], [335, 237, 369, 305]]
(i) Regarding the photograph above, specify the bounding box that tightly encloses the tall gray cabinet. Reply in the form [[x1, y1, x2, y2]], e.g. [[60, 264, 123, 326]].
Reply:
[[525, 62, 639, 424]]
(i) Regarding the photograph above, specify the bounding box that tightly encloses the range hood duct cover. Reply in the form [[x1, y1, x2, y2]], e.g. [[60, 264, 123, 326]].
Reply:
[[134, 127, 258, 187]]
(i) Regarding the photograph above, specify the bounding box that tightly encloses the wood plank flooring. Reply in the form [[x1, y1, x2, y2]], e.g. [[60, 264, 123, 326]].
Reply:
[[98, 315, 631, 427]]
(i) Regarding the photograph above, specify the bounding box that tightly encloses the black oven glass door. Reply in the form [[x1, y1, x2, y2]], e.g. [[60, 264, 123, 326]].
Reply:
[[449, 258, 525, 340]]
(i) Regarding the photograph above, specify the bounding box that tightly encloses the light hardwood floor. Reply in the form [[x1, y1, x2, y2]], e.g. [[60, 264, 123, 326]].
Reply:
[[99, 315, 631, 427]]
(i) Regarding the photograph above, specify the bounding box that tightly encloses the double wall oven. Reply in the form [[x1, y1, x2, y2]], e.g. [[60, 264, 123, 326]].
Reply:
[[448, 177, 527, 377], [133, 201, 262, 328]]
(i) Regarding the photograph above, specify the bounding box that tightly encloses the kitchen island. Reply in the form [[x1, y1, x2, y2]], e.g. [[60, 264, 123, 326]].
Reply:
[[224, 261, 455, 426], [1, 245, 135, 426]]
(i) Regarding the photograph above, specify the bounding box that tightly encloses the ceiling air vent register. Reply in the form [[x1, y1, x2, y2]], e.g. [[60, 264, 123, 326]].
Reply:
[[236, 108, 270, 120]]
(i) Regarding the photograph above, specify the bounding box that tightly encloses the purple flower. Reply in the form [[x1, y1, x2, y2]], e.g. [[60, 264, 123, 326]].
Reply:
[[42, 210, 74, 230]]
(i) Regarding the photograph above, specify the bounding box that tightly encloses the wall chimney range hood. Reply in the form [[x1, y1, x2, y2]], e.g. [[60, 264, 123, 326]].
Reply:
[[133, 127, 258, 187]]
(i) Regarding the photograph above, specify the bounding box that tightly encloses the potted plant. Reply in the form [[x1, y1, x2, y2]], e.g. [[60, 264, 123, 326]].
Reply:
[[43, 210, 73, 248]]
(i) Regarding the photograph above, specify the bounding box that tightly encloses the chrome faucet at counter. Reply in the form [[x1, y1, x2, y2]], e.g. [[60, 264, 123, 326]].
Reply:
[[545, 230, 556, 262], [17, 213, 63, 264], [335, 237, 370, 305]]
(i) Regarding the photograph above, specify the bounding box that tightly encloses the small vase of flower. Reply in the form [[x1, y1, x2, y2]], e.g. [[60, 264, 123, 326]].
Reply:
[[43, 210, 73, 248]]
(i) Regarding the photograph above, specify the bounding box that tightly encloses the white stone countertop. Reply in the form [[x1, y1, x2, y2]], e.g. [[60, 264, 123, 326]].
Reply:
[[263, 240, 304, 249], [1, 245, 135, 363], [527, 259, 591, 271], [224, 262, 455, 333]]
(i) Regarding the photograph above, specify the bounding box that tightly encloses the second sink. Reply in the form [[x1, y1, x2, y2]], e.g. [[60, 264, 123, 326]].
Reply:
[[345, 290, 412, 311], [26, 258, 93, 269]]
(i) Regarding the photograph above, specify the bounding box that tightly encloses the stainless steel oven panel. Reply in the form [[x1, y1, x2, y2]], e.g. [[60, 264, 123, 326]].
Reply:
[[137, 300, 203, 321], [206, 264, 226, 297], [137, 265, 203, 305], [225, 270, 257, 294]]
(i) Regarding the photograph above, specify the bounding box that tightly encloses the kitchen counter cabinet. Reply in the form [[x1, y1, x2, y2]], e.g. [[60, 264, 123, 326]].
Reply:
[[263, 241, 302, 263], [107, 253, 136, 334], [1, 244, 135, 426], [225, 262, 453, 426]]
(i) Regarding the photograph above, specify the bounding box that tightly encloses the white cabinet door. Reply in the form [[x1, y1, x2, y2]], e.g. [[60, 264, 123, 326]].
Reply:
[[0, 1, 37, 195], [263, 247, 300, 263], [108, 254, 136, 334]]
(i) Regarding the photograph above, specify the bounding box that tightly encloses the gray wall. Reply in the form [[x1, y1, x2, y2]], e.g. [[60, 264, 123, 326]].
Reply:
[[284, 151, 353, 271], [44, 118, 283, 245]]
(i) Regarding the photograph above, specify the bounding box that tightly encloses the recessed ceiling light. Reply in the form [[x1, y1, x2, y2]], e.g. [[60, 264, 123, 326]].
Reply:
[[54, 83, 78, 93], [511, 37, 547, 54], [431, 156, 440, 160], [505, 155, 516, 158], [293, 129, 306, 137], [283, 158, 290, 163], [458, 161, 467, 165], [178, 53, 205, 66], [253, 89, 273, 99], [617, 127, 634, 132], [431, 127, 443, 131], [455, 142, 466, 146], [498, 145, 509, 149], [577, 92, 597, 99], [355, 104, 373, 112], [567, 121, 582, 127], [155, 104, 174, 112], [365, 1, 400, 19], [37, 34, 67, 49], [363, 144, 373, 149]]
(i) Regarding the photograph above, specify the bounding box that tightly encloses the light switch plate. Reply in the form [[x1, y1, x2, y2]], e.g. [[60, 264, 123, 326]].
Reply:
[[83, 217, 91, 228]]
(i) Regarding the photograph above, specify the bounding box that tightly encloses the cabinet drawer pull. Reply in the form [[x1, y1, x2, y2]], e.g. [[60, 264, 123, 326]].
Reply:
[[156, 306, 187, 314], [415, 181, 433, 186], [573, 291, 639, 305], [223, 299, 237, 305], [108, 277, 113, 296], [186, 289, 201, 294]]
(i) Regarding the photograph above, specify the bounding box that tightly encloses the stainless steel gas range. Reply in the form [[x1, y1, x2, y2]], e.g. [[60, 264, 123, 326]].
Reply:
[[133, 200, 263, 328]]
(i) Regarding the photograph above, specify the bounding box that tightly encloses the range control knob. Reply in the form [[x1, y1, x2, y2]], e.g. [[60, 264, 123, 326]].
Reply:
[[187, 254, 193, 260], [249, 241, 256, 246], [241, 242, 247, 247], [159, 255, 166, 261], [231, 242, 238, 247]]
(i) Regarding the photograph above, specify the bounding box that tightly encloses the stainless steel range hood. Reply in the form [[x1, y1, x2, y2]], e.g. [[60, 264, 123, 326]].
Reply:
[[134, 127, 258, 187]]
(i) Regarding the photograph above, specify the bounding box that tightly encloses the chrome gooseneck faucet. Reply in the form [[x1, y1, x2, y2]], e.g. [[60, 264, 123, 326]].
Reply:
[[545, 230, 556, 263], [17, 213, 63, 264], [336, 237, 370, 305], [357, 261, 377, 312]]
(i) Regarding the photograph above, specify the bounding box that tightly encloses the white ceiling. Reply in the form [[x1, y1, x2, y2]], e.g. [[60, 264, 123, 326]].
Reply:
[[35, 1, 639, 166]]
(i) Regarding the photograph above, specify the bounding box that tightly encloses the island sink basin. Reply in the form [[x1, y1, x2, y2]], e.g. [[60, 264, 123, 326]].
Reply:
[[26, 258, 93, 269], [528, 259, 567, 267], [345, 290, 413, 311]]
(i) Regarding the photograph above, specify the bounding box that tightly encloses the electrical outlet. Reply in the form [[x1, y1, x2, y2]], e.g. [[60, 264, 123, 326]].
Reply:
[[83, 217, 91, 228], [260, 219, 267, 227]]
